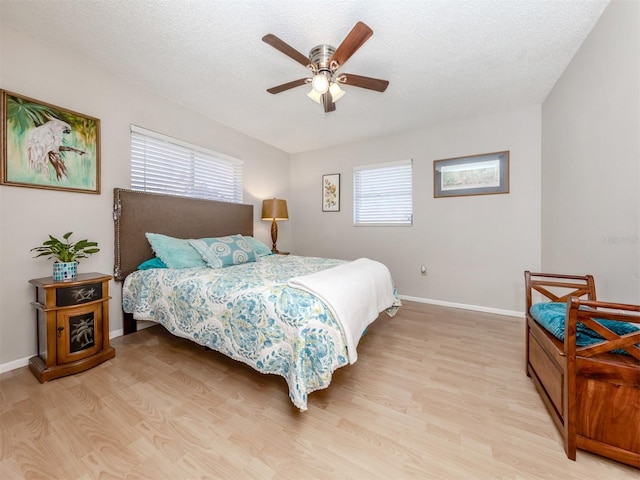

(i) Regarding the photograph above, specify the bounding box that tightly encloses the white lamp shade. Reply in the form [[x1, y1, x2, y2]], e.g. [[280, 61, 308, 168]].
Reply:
[[329, 82, 345, 102], [307, 88, 322, 103]]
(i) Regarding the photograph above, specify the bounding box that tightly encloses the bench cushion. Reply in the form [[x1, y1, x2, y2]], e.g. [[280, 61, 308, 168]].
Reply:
[[530, 302, 639, 349]]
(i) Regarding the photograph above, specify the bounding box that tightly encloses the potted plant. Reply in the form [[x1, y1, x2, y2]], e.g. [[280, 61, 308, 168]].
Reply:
[[31, 232, 100, 281]]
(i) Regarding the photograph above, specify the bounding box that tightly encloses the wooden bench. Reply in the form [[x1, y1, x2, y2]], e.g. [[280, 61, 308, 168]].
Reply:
[[524, 271, 640, 468]]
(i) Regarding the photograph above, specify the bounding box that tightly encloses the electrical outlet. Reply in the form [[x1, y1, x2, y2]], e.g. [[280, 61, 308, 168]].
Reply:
[[420, 265, 427, 276]]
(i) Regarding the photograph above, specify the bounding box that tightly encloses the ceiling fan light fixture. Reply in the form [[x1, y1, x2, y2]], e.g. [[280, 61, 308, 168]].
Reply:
[[307, 88, 322, 104], [263, 22, 388, 112], [311, 73, 330, 94], [329, 82, 345, 102]]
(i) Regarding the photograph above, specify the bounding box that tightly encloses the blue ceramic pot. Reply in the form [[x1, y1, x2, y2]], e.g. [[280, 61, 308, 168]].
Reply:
[[53, 261, 77, 282]]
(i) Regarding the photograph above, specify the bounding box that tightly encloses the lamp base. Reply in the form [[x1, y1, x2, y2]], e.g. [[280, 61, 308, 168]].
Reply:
[[270, 219, 279, 253]]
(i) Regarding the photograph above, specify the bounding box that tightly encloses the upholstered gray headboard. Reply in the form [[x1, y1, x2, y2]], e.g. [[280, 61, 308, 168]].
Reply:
[[113, 188, 254, 281]]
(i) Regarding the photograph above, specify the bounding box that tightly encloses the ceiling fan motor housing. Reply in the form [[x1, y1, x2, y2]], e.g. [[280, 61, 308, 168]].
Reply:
[[309, 44, 336, 74]]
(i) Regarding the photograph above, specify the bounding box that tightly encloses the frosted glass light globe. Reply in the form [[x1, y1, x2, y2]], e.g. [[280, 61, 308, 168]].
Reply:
[[311, 74, 330, 94]]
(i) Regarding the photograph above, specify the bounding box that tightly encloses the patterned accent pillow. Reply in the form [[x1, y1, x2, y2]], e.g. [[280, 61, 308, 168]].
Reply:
[[189, 234, 256, 268], [145, 233, 207, 269]]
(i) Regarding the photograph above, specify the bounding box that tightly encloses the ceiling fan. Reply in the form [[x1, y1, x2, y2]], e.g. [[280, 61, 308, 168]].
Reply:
[[262, 21, 389, 113]]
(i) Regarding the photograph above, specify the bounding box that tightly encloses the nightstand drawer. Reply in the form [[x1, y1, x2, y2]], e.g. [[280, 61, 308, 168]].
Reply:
[[56, 282, 103, 306]]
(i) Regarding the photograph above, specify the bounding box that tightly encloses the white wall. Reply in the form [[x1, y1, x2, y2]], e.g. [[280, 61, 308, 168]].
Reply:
[[0, 27, 291, 368], [2, 0, 634, 371], [290, 105, 542, 314], [542, 0, 640, 303]]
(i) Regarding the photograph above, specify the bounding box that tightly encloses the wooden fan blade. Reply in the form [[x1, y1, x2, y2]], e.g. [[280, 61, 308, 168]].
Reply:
[[330, 21, 373, 67], [322, 92, 336, 113], [262, 34, 312, 68], [267, 78, 309, 94], [340, 73, 389, 92]]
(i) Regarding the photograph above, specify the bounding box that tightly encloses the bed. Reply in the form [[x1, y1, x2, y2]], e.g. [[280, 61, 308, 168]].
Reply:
[[524, 271, 640, 468], [113, 188, 400, 411]]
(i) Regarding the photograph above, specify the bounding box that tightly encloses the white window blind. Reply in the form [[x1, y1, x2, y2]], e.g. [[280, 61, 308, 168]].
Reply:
[[130, 125, 243, 203], [353, 159, 413, 226]]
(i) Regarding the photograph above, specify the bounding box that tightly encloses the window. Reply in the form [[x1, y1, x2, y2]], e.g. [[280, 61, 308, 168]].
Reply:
[[353, 159, 413, 226], [130, 125, 243, 203]]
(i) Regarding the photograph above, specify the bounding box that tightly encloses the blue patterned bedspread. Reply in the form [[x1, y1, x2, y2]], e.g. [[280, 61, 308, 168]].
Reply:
[[122, 255, 400, 410]]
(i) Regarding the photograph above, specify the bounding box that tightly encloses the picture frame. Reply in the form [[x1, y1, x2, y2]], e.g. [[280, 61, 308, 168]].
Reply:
[[1, 90, 101, 194], [322, 173, 340, 212], [434, 151, 509, 198]]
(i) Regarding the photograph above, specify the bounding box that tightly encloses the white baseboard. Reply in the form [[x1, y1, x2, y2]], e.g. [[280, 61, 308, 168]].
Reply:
[[0, 356, 30, 374], [110, 329, 124, 338], [399, 294, 524, 319], [0, 330, 125, 374]]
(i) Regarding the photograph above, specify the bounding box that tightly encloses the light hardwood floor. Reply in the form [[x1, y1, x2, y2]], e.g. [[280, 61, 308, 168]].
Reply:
[[1, 301, 637, 479]]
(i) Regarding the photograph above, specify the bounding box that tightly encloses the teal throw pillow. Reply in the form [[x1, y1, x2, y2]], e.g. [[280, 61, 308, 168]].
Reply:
[[145, 233, 207, 269], [137, 257, 168, 270], [245, 236, 273, 257], [189, 234, 256, 268]]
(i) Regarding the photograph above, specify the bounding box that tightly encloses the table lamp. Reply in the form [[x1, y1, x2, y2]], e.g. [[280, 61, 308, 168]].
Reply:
[[261, 198, 288, 253]]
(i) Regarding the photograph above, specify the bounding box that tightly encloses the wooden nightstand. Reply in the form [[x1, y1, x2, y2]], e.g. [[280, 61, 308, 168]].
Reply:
[[28, 272, 115, 382]]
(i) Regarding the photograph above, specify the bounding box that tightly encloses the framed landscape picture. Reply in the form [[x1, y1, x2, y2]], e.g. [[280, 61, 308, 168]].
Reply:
[[1, 90, 101, 194], [434, 151, 509, 198], [322, 173, 340, 212]]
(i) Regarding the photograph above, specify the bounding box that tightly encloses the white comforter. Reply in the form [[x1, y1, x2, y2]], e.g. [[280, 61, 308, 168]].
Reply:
[[288, 257, 396, 364]]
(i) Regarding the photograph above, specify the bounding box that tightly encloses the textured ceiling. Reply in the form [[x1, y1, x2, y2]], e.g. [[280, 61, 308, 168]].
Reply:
[[0, 0, 609, 154]]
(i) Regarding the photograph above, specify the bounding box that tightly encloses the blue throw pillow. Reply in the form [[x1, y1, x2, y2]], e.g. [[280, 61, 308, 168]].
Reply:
[[137, 257, 168, 270], [189, 234, 256, 268], [245, 236, 273, 257], [145, 233, 207, 269]]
